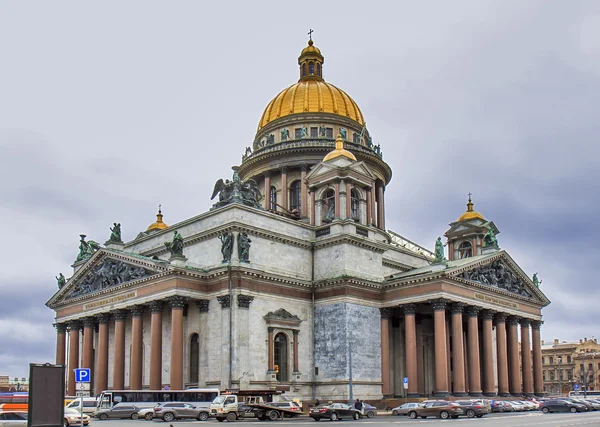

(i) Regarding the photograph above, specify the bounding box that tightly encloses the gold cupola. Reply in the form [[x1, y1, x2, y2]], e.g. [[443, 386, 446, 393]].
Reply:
[[458, 194, 485, 222], [147, 205, 169, 231], [323, 134, 357, 162], [298, 39, 324, 81]]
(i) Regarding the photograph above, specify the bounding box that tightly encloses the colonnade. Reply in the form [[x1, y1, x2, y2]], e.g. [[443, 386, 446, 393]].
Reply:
[[380, 299, 544, 397], [55, 296, 195, 396]]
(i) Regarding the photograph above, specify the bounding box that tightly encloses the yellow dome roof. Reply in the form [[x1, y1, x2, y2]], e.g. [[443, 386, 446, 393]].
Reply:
[[257, 39, 365, 130], [458, 195, 484, 222], [147, 206, 169, 231]]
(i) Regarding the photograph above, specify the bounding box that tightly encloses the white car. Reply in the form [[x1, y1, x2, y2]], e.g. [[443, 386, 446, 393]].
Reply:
[[392, 402, 421, 416], [64, 408, 91, 426], [0, 411, 28, 427]]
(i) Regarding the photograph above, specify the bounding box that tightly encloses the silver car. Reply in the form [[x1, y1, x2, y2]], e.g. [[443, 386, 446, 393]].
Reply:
[[94, 404, 140, 420], [392, 402, 421, 416], [153, 402, 210, 422], [0, 412, 28, 427]]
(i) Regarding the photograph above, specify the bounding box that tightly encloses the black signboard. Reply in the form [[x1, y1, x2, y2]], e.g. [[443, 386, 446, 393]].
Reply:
[[28, 363, 65, 427]]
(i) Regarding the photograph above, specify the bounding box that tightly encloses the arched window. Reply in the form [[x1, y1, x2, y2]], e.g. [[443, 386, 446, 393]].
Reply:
[[290, 181, 301, 213], [322, 189, 335, 222], [190, 333, 199, 384], [458, 241, 472, 259], [270, 186, 277, 210], [308, 62, 315, 75], [274, 333, 288, 382], [302, 64, 307, 77], [350, 189, 360, 221], [317, 63, 321, 77]]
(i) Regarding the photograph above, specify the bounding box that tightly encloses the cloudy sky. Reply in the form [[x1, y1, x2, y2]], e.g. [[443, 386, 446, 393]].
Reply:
[[1, 1, 599, 378]]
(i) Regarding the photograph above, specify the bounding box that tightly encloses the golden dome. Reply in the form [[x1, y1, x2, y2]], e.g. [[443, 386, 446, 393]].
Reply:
[[458, 195, 484, 222], [147, 206, 169, 231], [323, 134, 357, 162], [257, 40, 365, 130]]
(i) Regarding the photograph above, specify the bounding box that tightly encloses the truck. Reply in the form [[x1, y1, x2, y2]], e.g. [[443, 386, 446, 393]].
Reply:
[[209, 391, 303, 422]]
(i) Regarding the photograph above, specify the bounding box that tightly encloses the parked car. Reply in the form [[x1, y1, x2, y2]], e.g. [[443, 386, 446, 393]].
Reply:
[[581, 399, 600, 410], [137, 405, 159, 421], [540, 399, 587, 413], [506, 401, 527, 412], [65, 398, 98, 415], [406, 400, 463, 419], [517, 400, 537, 411], [571, 399, 594, 411], [153, 402, 210, 422], [270, 402, 302, 412], [94, 404, 140, 420], [361, 403, 376, 418], [309, 403, 361, 421], [490, 400, 507, 413], [392, 402, 421, 416], [0, 411, 28, 427], [455, 400, 491, 418], [64, 407, 91, 426]]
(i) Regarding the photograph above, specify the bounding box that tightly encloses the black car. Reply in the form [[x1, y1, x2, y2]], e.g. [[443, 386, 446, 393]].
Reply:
[[309, 403, 360, 421], [540, 399, 586, 413]]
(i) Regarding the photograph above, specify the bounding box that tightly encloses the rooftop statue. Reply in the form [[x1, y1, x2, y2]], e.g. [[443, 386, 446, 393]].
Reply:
[[238, 232, 252, 263], [56, 273, 66, 289], [484, 228, 498, 247], [433, 237, 446, 264], [165, 230, 184, 258], [219, 232, 234, 263], [533, 272, 542, 287], [281, 128, 289, 141], [76, 234, 101, 262], [109, 223, 122, 243], [211, 167, 262, 210]]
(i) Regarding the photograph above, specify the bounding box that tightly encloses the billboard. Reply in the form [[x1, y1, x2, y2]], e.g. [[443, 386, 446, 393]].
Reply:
[[27, 363, 65, 427]]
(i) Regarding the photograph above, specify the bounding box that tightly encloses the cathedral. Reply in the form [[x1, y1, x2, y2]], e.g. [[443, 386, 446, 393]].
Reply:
[[47, 38, 550, 401]]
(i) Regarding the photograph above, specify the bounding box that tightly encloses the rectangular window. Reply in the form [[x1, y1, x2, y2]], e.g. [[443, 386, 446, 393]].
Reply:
[[325, 127, 333, 138], [568, 356, 572, 363], [550, 371, 555, 381], [294, 128, 302, 139], [352, 133, 360, 143], [549, 356, 554, 364], [310, 127, 318, 138], [589, 363, 593, 370], [542, 370, 546, 380], [568, 370, 573, 380]]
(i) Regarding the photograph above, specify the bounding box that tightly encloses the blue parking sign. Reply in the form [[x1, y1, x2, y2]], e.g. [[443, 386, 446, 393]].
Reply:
[[75, 368, 91, 382], [574, 384, 580, 390]]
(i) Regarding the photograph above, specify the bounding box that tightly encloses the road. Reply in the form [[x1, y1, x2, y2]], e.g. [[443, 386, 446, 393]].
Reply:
[[89, 412, 600, 427]]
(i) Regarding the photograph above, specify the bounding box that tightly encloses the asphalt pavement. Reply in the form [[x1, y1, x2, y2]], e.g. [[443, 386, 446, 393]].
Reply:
[[87, 412, 600, 427]]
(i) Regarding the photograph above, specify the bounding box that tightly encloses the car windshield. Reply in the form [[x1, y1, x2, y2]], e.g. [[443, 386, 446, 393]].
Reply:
[[213, 396, 227, 404]]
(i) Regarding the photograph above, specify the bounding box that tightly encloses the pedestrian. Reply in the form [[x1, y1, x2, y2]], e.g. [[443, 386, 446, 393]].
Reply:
[[315, 399, 320, 407], [354, 398, 363, 412]]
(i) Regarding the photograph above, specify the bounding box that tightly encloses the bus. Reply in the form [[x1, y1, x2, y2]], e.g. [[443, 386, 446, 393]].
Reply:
[[96, 389, 220, 410], [568, 390, 600, 398], [0, 392, 29, 411]]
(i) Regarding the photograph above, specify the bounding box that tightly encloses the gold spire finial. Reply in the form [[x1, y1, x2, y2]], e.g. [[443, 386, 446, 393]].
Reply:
[[458, 193, 484, 222], [147, 204, 169, 231], [466, 192, 474, 212], [323, 134, 357, 162]]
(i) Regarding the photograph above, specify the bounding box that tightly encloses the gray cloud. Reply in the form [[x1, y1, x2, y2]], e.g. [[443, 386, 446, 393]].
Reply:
[[1, 0, 599, 376]]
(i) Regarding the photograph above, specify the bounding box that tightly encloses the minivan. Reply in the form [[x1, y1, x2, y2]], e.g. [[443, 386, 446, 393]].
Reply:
[[65, 398, 98, 415]]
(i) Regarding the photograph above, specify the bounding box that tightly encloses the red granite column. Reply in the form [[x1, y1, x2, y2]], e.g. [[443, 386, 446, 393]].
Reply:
[[130, 306, 144, 390], [67, 321, 80, 396], [334, 182, 340, 218], [532, 320, 544, 396], [467, 306, 482, 396], [264, 172, 271, 210], [521, 319, 534, 396], [481, 310, 496, 396], [55, 323, 67, 365], [293, 330, 300, 373], [431, 299, 449, 397], [169, 296, 186, 390], [366, 189, 373, 226], [82, 318, 95, 372], [495, 313, 510, 396], [267, 327, 275, 372], [149, 301, 164, 390], [112, 310, 127, 390], [281, 167, 288, 211], [380, 308, 392, 396], [301, 165, 308, 218], [403, 304, 418, 397], [507, 316, 522, 396], [450, 303, 467, 396], [95, 314, 110, 395]]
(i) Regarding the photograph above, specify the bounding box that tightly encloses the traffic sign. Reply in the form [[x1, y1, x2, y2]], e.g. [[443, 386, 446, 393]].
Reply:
[[403, 377, 409, 390], [574, 384, 580, 390], [77, 382, 90, 391], [75, 368, 91, 382], [76, 391, 90, 397]]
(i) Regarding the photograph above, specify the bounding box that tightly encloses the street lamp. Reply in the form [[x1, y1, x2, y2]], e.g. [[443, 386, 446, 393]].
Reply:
[[558, 357, 562, 397]]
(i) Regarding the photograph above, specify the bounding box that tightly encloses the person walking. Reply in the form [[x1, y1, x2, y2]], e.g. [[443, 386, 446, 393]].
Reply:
[[354, 399, 363, 413]]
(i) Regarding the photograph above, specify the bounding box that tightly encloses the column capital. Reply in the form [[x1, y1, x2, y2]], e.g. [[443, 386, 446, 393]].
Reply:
[[430, 298, 449, 311], [402, 303, 417, 315], [67, 320, 81, 330], [281, 166, 288, 174], [237, 294, 254, 309], [494, 312, 509, 323], [130, 305, 145, 317], [268, 326, 275, 333], [380, 307, 394, 319], [293, 329, 299, 336], [450, 302, 466, 314], [54, 323, 68, 333], [196, 299, 210, 312], [507, 315, 520, 326], [480, 309, 495, 320], [263, 170, 272, 178], [96, 313, 111, 324], [520, 318, 532, 327], [466, 306, 481, 317], [217, 295, 231, 309], [532, 320, 544, 330], [300, 164, 309, 172], [148, 300, 164, 313], [168, 295, 187, 309], [112, 310, 128, 321], [82, 317, 96, 328]]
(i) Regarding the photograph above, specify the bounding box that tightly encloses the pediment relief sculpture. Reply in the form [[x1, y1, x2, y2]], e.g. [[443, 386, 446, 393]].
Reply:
[[65, 258, 155, 299], [456, 260, 533, 298], [264, 308, 301, 323]]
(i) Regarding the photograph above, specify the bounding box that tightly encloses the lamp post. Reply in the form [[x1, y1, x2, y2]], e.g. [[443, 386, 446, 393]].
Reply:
[[558, 357, 562, 397]]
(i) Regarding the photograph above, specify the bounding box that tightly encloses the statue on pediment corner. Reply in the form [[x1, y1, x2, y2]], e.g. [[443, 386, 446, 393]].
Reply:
[[484, 228, 498, 247], [433, 237, 446, 264], [56, 273, 66, 289], [211, 167, 262, 210], [165, 231, 184, 258], [533, 273, 542, 287], [76, 234, 101, 262], [238, 232, 251, 263], [109, 223, 122, 243]]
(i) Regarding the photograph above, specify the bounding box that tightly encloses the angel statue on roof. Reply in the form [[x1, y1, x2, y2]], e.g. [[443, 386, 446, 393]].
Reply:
[[211, 167, 263, 210]]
